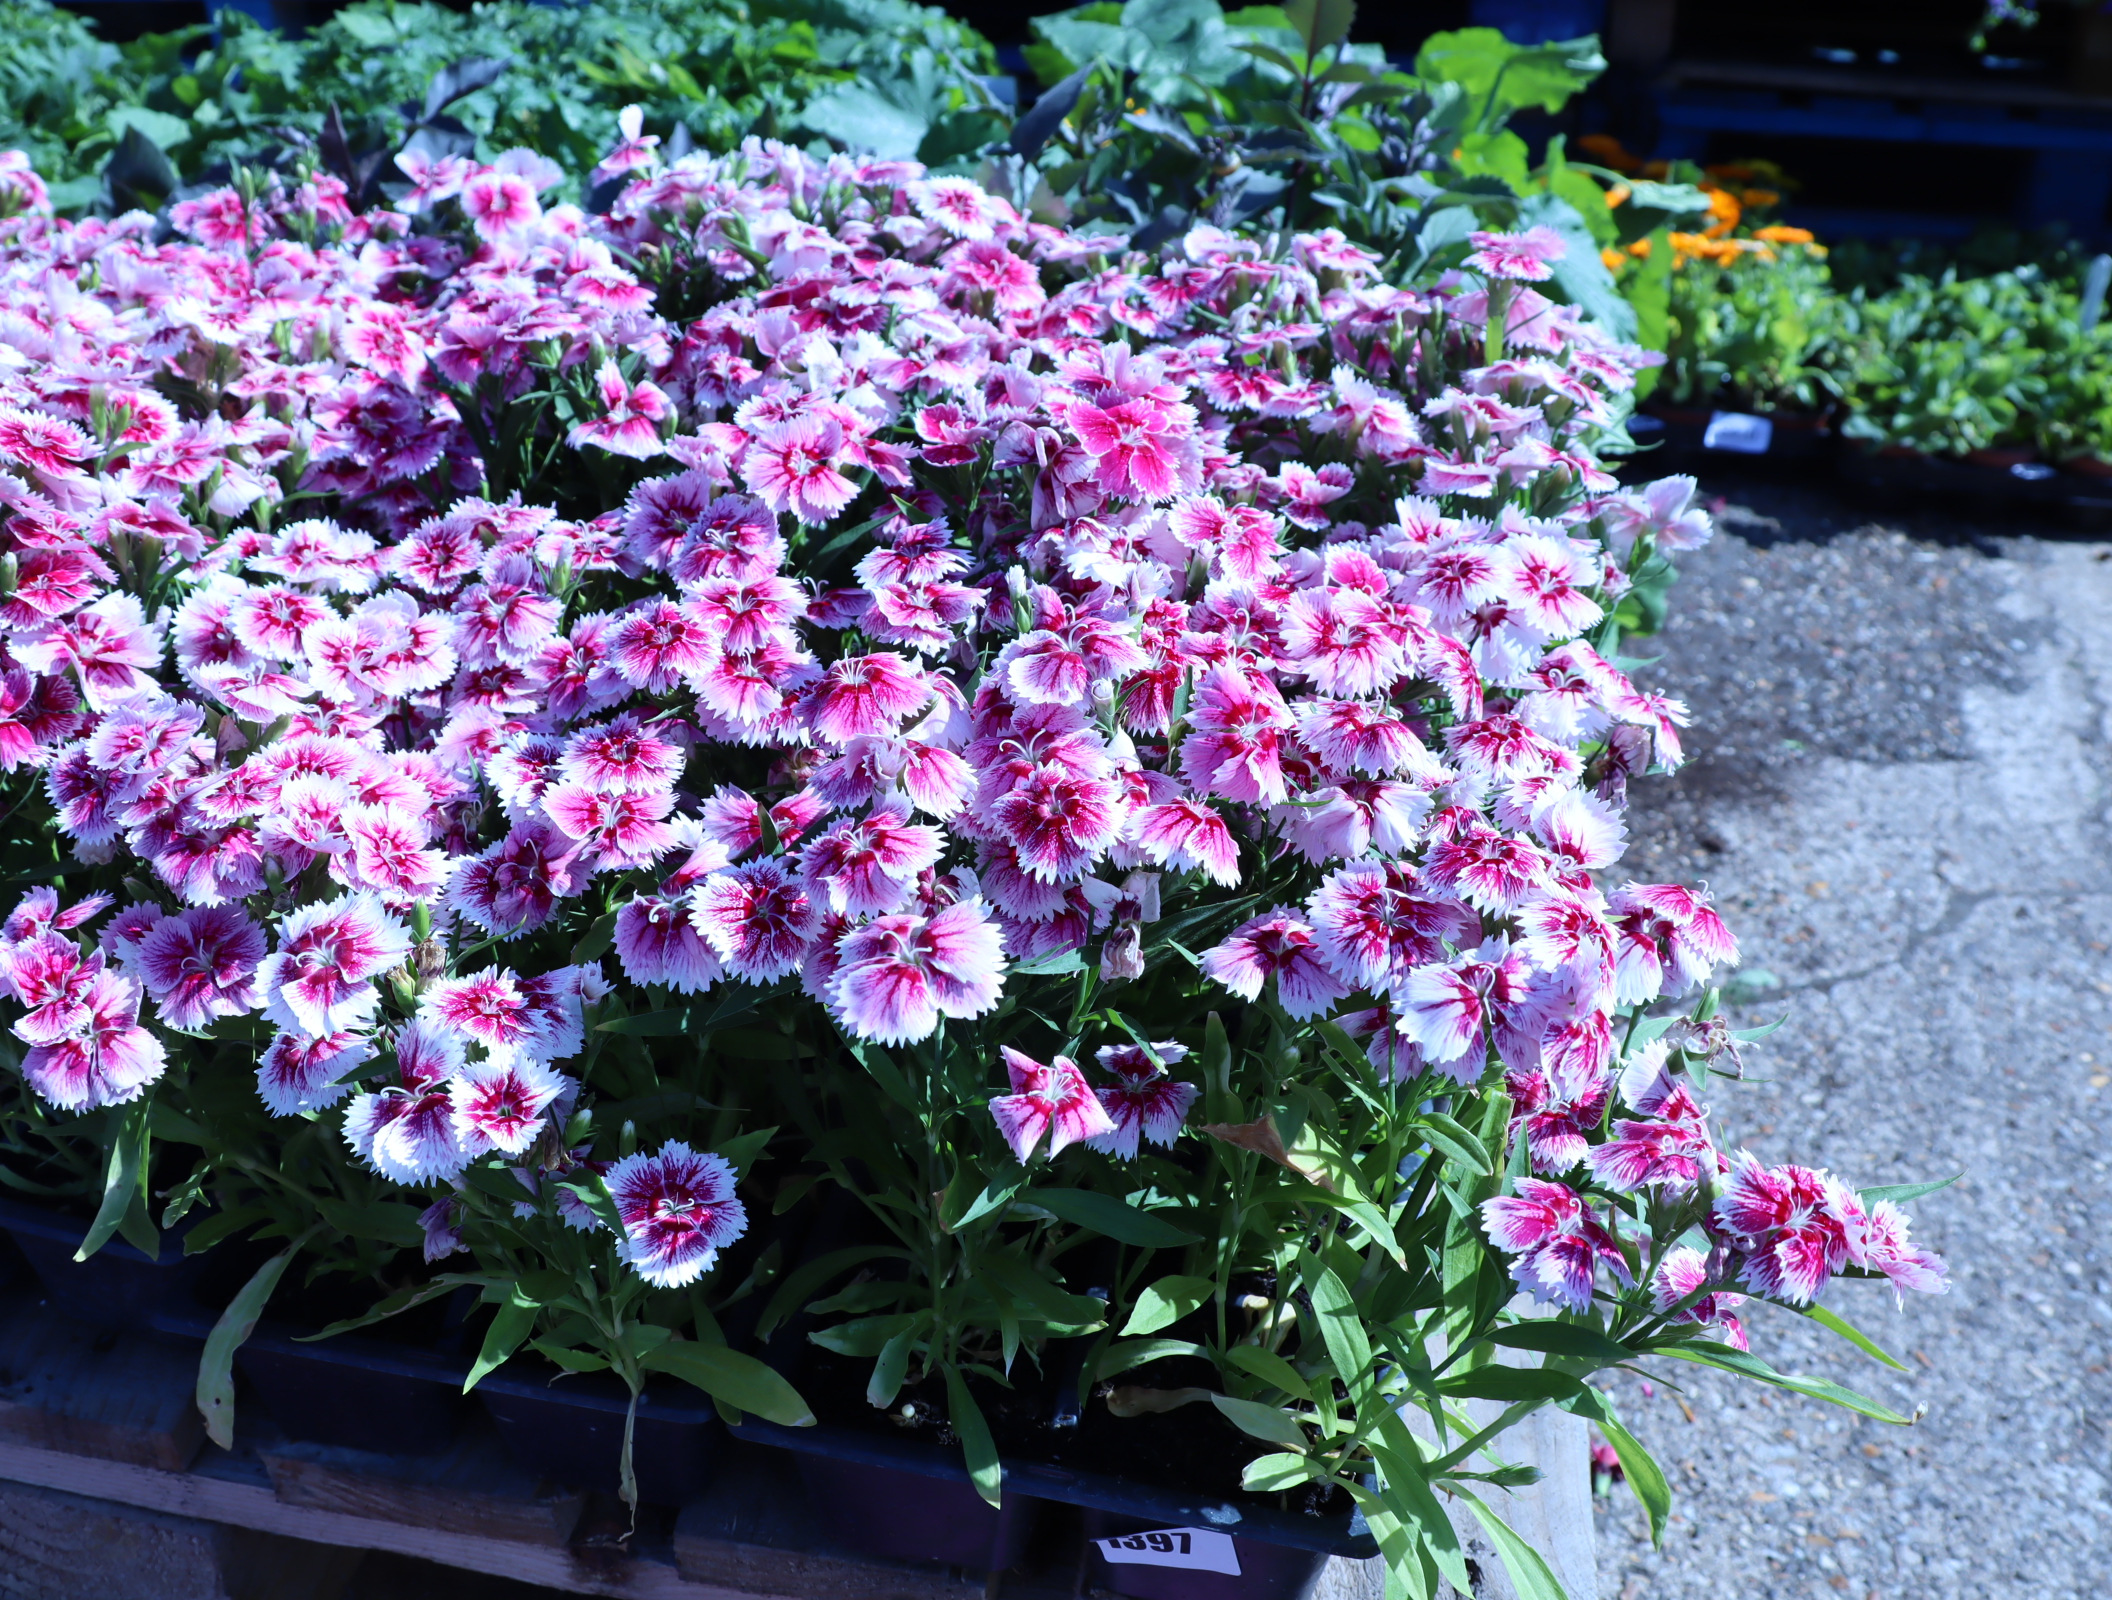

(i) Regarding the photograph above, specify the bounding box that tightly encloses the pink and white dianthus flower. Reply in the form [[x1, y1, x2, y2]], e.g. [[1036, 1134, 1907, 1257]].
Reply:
[[605, 1141, 747, 1288], [1465, 227, 1568, 282], [1200, 909, 1350, 1020], [21, 968, 166, 1111], [257, 892, 411, 1036], [138, 905, 266, 1031], [451, 1056, 569, 1157], [255, 1027, 373, 1116], [690, 859, 819, 982], [1085, 1042, 1196, 1160], [989, 1047, 1116, 1162], [1393, 939, 1533, 1075], [741, 416, 858, 525], [1650, 1246, 1749, 1350], [614, 892, 724, 993], [1480, 1176, 1631, 1312], [1128, 798, 1242, 886], [570, 361, 672, 459], [422, 968, 548, 1059], [799, 803, 945, 916], [829, 899, 1006, 1044]]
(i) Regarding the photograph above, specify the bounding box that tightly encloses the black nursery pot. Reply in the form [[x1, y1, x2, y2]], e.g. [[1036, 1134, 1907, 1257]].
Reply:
[[236, 1324, 472, 1456], [0, 1194, 205, 1331], [478, 1363, 722, 1504], [795, 1449, 1039, 1572], [1083, 1509, 1329, 1600]]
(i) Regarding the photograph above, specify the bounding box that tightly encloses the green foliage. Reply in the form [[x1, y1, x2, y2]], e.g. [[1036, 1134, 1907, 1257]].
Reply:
[[0, 0, 994, 213]]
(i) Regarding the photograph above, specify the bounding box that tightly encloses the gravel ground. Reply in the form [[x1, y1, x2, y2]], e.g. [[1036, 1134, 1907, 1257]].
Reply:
[[1591, 473, 2112, 1600]]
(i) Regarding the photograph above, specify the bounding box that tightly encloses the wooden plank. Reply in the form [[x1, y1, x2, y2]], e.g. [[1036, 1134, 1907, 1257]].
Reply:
[[0, 1302, 204, 1471], [0, 1479, 359, 1600], [257, 1426, 584, 1548], [0, 1439, 787, 1599], [672, 1450, 990, 1600]]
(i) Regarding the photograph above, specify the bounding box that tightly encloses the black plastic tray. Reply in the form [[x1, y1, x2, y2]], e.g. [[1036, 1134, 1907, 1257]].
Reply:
[[729, 1416, 1378, 1560]]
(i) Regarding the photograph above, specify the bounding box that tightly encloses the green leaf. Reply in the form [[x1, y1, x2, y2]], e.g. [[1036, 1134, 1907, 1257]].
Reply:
[[1282, 0, 1355, 57], [944, 1364, 1004, 1508], [106, 105, 191, 152], [1857, 1174, 1962, 1208], [313, 1198, 426, 1249], [1300, 1253, 1375, 1411], [1223, 1343, 1312, 1401], [300, 1275, 500, 1342], [1654, 1342, 1911, 1425], [77, 1100, 150, 1263], [1241, 1451, 1322, 1491], [1121, 1274, 1215, 1335], [867, 1322, 917, 1409], [642, 1341, 815, 1427], [572, 910, 618, 962], [1457, 1488, 1570, 1600], [197, 1228, 315, 1449], [1011, 947, 1086, 976], [1094, 1337, 1208, 1378], [1414, 1111, 1492, 1176], [1803, 1304, 1911, 1373], [1029, 1187, 1198, 1247], [1488, 1322, 1634, 1363], [465, 1290, 539, 1392], [1436, 1366, 1585, 1403], [1372, 1411, 1472, 1596], [596, 1008, 687, 1035], [531, 1341, 612, 1373], [755, 1244, 905, 1339], [1210, 1392, 1309, 1449], [1599, 1416, 1670, 1547], [809, 1312, 918, 1358]]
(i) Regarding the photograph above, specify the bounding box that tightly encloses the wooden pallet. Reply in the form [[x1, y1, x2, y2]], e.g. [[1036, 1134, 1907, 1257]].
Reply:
[[0, 1294, 1587, 1600]]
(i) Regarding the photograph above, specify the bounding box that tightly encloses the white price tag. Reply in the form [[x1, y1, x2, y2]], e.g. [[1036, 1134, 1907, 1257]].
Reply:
[[1095, 1527, 1242, 1575], [1703, 411, 1773, 454]]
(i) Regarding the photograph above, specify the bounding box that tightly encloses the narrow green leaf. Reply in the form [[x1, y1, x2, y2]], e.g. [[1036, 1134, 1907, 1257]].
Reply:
[[1414, 1111, 1492, 1176], [1121, 1274, 1215, 1335], [1599, 1417, 1670, 1547], [300, 1275, 500, 1342], [465, 1290, 539, 1392], [1300, 1253, 1376, 1411], [596, 1008, 686, 1035], [1488, 1322, 1633, 1362], [1209, 1393, 1310, 1449], [1241, 1451, 1322, 1491], [1436, 1366, 1586, 1403], [197, 1227, 316, 1449], [1372, 1411, 1473, 1597], [867, 1323, 916, 1409], [808, 1312, 917, 1358], [1029, 1187, 1198, 1247], [1655, 1342, 1911, 1424], [1457, 1488, 1570, 1600], [1094, 1337, 1208, 1378], [1223, 1344, 1314, 1402], [755, 1244, 905, 1339], [642, 1341, 815, 1427], [945, 1365, 1004, 1508], [1804, 1303, 1911, 1373], [77, 1100, 150, 1262], [1857, 1174, 1962, 1208]]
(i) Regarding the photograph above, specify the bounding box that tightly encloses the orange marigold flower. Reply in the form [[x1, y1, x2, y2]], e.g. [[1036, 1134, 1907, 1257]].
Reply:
[[1627, 237, 1654, 258], [1742, 188, 1781, 209], [1601, 247, 1625, 271], [1753, 225, 1816, 245], [1576, 133, 1643, 173], [1606, 183, 1632, 208]]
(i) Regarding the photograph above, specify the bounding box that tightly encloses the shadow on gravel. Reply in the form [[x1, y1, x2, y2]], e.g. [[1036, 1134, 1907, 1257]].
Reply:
[[1614, 466, 2100, 881]]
